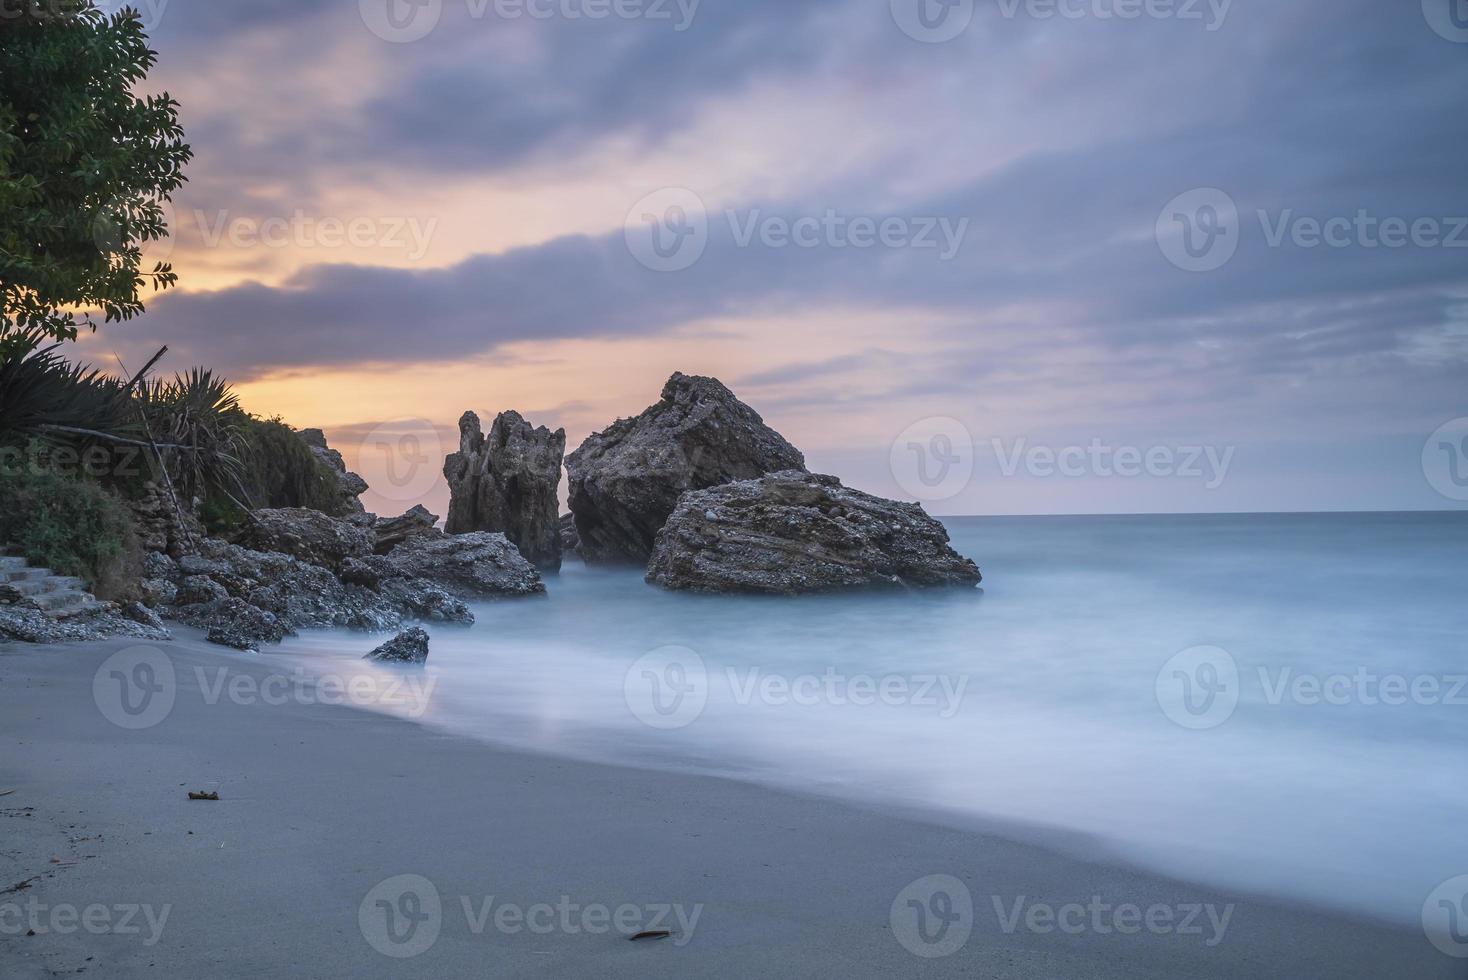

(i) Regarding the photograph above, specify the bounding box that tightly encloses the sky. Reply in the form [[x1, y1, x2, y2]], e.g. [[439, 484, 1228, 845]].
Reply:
[[74, 0, 1468, 517]]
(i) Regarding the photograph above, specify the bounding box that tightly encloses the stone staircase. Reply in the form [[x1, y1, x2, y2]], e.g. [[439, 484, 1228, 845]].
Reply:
[[0, 550, 101, 619]]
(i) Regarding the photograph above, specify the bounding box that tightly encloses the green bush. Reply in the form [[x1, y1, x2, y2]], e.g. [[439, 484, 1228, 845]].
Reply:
[[0, 468, 142, 600], [235, 417, 345, 514]]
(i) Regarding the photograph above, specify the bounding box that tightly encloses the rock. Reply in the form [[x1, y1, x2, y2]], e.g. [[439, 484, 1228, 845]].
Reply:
[[159, 538, 475, 637], [138, 578, 178, 608], [374, 578, 473, 626], [646, 471, 983, 595], [559, 514, 579, 555], [235, 508, 374, 570], [143, 551, 180, 580], [444, 411, 566, 571], [373, 505, 439, 554], [120, 601, 166, 631], [203, 597, 293, 651], [376, 530, 545, 600], [0, 605, 170, 645], [339, 557, 381, 589], [177, 575, 229, 605], [365, 627, 430, 665], [566, 373, 806, 564], [127, 482, 205, 558], [297, 428, 368, 514], [0, 583, 24, 605]]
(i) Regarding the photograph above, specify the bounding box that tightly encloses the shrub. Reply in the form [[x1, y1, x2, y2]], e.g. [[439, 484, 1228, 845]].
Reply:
[[0, 468, 142, 600]]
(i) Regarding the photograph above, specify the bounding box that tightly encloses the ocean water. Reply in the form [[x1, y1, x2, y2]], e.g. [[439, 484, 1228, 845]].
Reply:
[[272, 512, 1468, 926]]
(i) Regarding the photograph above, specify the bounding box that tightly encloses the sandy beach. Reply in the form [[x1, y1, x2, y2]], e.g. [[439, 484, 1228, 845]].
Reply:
[[0, 632, 1452, 979]]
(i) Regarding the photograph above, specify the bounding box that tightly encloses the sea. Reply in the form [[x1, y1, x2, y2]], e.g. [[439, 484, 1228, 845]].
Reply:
[[271, 511, 1468, 927]]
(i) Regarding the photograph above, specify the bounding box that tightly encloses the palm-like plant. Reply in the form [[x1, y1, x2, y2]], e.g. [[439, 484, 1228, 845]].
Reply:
[[135, 368, 248, 503], [0, 328, 132, 447]]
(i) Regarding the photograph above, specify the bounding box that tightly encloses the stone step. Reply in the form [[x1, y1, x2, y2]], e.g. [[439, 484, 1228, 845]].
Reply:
[[44, 576, 87, 592], [47, 596, 102, 620], [5, 579, 47, 597], [30, 591, 93, 614], [0, 556, 28, 572], [2, 568, 48, 583]]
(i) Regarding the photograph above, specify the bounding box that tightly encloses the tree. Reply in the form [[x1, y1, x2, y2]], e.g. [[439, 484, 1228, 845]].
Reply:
[[0, 1, 191, 345]]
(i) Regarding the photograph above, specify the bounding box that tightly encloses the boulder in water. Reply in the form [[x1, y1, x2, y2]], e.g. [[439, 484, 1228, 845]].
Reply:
[[646, 471, 982, 595], [566, 373, 806, 565]]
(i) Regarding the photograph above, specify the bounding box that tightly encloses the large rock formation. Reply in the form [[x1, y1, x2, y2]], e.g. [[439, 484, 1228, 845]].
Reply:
[[375, 530, 546, 601], [373, 505, 439, 554], [566, 373, 807, 564], [646, 471, 983, 595], [444, 411, 566, 571], [235, 507, 375, 571], [297, 428, 369, 514]]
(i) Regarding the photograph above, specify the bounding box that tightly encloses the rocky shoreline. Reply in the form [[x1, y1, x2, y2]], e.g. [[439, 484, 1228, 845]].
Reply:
[[1, 372, 981, 648]]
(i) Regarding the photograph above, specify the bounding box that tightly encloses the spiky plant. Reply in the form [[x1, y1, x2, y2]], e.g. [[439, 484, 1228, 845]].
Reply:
[[135, 368, 248, 503], [0, 327, 132, 449]]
